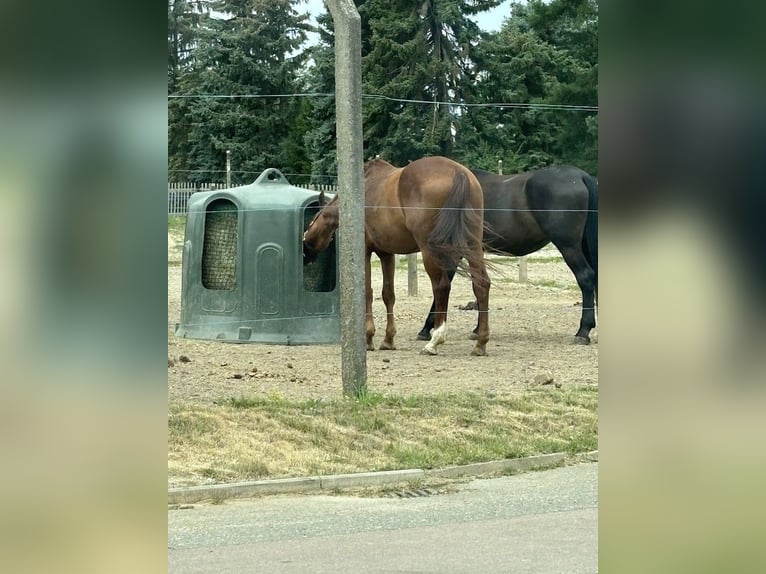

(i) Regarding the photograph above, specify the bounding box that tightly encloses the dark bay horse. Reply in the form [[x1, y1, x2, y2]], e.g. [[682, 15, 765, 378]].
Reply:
[[418, 165, 598, 343], [303, 156, 491, 356]]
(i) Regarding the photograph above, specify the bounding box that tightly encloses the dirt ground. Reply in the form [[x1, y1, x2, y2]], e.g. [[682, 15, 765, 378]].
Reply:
[[168, 240, 598, 404]]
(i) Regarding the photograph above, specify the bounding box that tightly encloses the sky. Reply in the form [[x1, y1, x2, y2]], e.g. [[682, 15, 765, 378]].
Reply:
[[299, 0, 514, 33]]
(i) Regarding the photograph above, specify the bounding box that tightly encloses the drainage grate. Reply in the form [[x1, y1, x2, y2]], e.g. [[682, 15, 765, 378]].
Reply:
[[385, 488, 442, 498]]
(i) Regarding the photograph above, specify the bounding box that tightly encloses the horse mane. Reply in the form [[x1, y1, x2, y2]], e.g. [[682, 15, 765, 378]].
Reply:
[[364, 158, 395, 176]]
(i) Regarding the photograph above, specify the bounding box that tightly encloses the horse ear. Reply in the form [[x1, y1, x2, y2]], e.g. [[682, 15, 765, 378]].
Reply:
[[318, 190, 326, 205]]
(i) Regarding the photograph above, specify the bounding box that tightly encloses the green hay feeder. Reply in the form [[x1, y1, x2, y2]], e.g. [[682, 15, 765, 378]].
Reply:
[[175, 168, 339, 344]]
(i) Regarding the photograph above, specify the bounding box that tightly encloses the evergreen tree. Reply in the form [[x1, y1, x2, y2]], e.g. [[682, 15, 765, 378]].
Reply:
[[169, 0, 598, 181], [177, 0, 312, 183], [455, 0, 597, 173], [168, 0, 207, 181], [526, 0, 598, 173], [360, 0, 501, 164], [456, 2, 564, 171], [302, 8, 339, 184]]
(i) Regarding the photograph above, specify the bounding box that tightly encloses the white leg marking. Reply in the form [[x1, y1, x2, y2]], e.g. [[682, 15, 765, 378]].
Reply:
[[423, 323, 447, 355]]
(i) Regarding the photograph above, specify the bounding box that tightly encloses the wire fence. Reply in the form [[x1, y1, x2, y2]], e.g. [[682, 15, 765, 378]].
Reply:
[[167, 91, 597, 112]]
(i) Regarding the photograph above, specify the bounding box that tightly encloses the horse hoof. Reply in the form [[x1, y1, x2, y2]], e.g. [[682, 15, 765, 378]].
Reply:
[[420, 347, 438, 356], [416, 333, 430, 341], [379, 342, 396, 351], [470, 347, 487, 357], [573, 336, 590, 345], [468, 332, 479, 340]]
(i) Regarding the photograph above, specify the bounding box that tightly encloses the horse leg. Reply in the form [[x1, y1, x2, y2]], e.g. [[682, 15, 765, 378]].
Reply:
[[467, 255, 491, 356], [417, 267, 457, 341], [420, 255, 451, 356], [378, 253, 397, 350], [557, 244, 597, 344], [469, 314, 480, 340], [365, 250, 376, 350], [417, 301, 436, 341]]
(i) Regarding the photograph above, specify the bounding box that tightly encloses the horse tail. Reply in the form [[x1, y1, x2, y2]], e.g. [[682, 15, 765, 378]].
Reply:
[[426, 171, 484, 275], [582, 173, 598, 290]]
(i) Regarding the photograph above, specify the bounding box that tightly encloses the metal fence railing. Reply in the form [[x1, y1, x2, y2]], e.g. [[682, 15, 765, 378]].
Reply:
[[168, 182, 337, 215], [168, 183, 225, 216]]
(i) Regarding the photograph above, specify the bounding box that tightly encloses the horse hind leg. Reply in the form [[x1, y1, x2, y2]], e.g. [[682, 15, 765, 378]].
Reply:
[[422, 322, 447, 355], [557, 244, 597, 344], [417, 303, 435, 341], [420, 256, 451, 356], [467, 256, 491, 356], [417, 267, 457, 341]]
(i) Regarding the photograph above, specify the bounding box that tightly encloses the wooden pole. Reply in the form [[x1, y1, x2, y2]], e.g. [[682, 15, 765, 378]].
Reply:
[[407, 253, 418, 296], [519, 256, 528, 283], [226, 150, 231, 188], [326, 0, 367, 397]]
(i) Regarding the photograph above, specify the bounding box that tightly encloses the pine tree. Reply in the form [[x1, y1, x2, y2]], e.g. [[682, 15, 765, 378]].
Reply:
[[454, 0, 597, 173], [178, 0, 312, 183], [528, 0, 598, 173], [302, 8, 339, 184], [360, 0, 500, 164], [168, 0, 207, 181]]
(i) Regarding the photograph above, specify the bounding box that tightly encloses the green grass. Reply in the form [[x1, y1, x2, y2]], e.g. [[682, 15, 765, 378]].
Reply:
[[530, 278, 572, 289], [492, 275, 579, 291], [527, 256, 565, 264], [168, 215, 187, 237], [169, 387, 598, 486], [489, 255, 563, 265]]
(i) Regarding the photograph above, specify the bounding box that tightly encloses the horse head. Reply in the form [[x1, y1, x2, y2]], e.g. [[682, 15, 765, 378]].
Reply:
[[303, 195, 339, 264]]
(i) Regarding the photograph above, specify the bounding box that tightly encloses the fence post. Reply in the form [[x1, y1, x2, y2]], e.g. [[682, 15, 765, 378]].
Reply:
[[226, 150, 231, 188], [519, 256, 528, 283], [407, 253, 418, 296]]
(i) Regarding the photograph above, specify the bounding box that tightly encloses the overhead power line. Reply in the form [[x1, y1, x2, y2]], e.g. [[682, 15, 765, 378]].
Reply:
[[167, 92, 597, 112]]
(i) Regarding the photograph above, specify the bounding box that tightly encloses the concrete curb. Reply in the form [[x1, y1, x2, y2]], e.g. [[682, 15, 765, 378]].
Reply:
[[426, 451, 572, 479], [168, 450, 598, 505]]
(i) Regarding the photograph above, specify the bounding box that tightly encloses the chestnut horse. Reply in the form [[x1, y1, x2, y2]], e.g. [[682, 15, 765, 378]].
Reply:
[[303, 156, 491, 356]]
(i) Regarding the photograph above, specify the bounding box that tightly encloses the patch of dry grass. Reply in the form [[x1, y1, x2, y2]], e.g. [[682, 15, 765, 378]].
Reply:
[[168, 386, 597, 488]]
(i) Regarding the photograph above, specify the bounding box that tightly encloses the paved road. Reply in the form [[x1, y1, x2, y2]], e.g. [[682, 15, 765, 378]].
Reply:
[[169, 462, 598, 573]]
